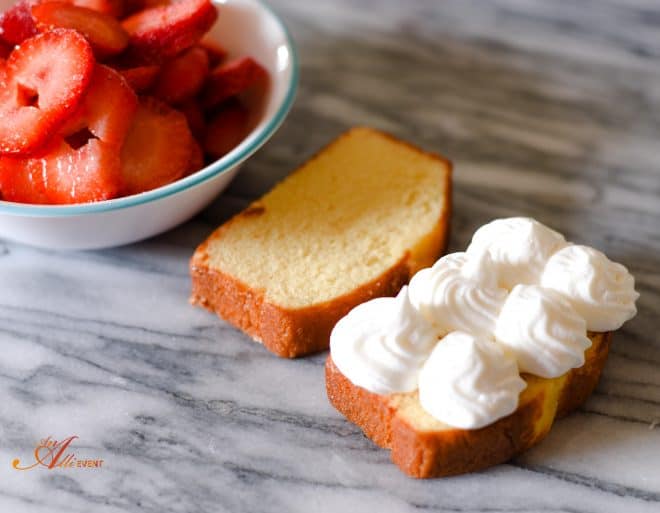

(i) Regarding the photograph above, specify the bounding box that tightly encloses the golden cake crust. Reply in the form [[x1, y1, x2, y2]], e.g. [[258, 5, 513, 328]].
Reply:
[[189, 127, 452, 358], [325, 331, 612, 477]]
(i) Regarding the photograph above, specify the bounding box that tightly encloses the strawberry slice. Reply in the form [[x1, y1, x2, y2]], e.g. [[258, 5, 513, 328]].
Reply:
[[0, 64, 134, 204], [0, 138, 121, 204], [117, 64, 160, 92], [0, 40, 11, 59], [120, 97, 193, 195], [178, 98, 205, 139], [187, 138, 204, 174], [123, 0, 167, 17], [60, 64, 137, 149], [0, 138, 120, 204], [201, 42, 227, 68], [201, 57, 267, 110], [31, 2, 129, 58], [0, 29, 95, 155], [122, 0, 217, 64], [153, 45, 209, 104], [203, 100, 249, 159], [0, 0, 38, 46], [64, 0, 124, 18]]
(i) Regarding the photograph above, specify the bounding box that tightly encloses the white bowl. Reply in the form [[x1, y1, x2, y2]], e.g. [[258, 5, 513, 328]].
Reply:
[[0, 0, 298, 250]]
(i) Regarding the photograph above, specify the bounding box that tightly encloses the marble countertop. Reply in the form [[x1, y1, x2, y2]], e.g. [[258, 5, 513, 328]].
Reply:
[[2, 0, 660, 511]]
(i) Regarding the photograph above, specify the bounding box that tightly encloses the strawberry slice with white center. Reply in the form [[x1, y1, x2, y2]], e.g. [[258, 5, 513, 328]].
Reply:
[[0, 29, 95, 155], [0, 65, 137, 204], [0, 138, 121, 204], [60, 64, 138, 149]]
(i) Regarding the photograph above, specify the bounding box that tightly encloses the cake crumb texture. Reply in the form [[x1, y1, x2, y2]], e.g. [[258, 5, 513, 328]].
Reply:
[[190, 127, 452, 357]]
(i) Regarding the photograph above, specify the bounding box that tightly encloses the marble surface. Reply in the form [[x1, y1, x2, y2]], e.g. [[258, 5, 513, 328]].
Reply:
[[2, 0, 660, 511]]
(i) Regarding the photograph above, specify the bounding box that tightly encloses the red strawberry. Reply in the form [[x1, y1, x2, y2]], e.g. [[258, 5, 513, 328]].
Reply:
[[187, 138, 204, 174], [0, 138, 121, 204], [122, 0, 167, 17], [0, 64, 135, 204], [31, 2, 129, 58], [201, 42, 227, 68], [63, 0, 124, 18], [120, 97, 193, 195], [0, 38, 13, 59], [0, 0, 38, 46], [203, 100, 249, 159], [153, 45, 209, 104], [201, 57, 267, 110], [178, 98, 205, 139], [0, 29, 95, 155], [122, 0, 217, 64], [117, 64, 160, 92], [60, 64, 138, 149]]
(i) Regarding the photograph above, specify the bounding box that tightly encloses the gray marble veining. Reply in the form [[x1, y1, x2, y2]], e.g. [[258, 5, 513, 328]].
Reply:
[[2, 0, 660, 512]]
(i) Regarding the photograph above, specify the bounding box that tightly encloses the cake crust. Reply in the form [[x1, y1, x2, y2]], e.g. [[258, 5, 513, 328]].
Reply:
[[190, 127, 452, 358], [325, 331, 612, 478]]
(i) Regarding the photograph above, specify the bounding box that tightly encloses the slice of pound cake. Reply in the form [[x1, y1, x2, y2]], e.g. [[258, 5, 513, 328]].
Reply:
[[326, 217, 638, 477], [190, 127, 452, 357]]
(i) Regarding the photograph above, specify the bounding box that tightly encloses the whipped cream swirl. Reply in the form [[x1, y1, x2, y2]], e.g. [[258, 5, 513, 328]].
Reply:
[[540, 245, 639, 332], [408, 252, 508, 338], [494, 284, 592, 378], [330, 286, 438, 395], [466, 217, 567, 289], [418, 331, 527, 429]]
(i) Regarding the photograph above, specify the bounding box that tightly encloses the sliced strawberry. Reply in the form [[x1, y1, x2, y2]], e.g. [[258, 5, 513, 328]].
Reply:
[[32, 2, 129, 59], [153, 45, 208, 104], [122, 0, 167, 17], [201, 42, 227, 68], [0, 40, 13, 59], [117, 64, 160, 92], [0, 29, 95, 155], [0, 152, 49, 203], [203, 100, 249, 159], [120, 97, 193, 195], [0, 0, 38, 46], [122, 0, 218, 64], [178, 98, 205, 139], [0, 64, 133, 204], [201, 57, 267, 110], [0, 138, 121, 204], [60, 64, 137, 149], [63, 0, 124, 18], [187, 138, 204, 174]]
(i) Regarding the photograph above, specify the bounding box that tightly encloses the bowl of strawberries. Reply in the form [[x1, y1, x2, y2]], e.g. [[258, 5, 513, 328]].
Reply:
[[0, 0, 297, 249]]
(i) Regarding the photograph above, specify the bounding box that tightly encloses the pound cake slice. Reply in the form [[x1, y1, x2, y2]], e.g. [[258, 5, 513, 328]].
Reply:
[[190, 127, 452, 357], [326, 331, 611, 478]]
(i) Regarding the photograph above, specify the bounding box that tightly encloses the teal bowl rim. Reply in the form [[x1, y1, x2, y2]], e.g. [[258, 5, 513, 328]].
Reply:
[[0, 0, 299, 218]]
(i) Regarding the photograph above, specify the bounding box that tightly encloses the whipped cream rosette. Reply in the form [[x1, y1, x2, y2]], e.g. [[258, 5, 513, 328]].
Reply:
[[330, 217, 639, 429], [418, 331, 526, 429], [330, 286, 438, 395], [540, 245, 639, 331], [408, 251, 508, 338], [466, 217, 567, 289], [494, 284, 592, 378]]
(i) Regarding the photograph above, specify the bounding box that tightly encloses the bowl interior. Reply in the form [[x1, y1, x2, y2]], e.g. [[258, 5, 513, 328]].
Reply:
[[0, 0, 297, 216]]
